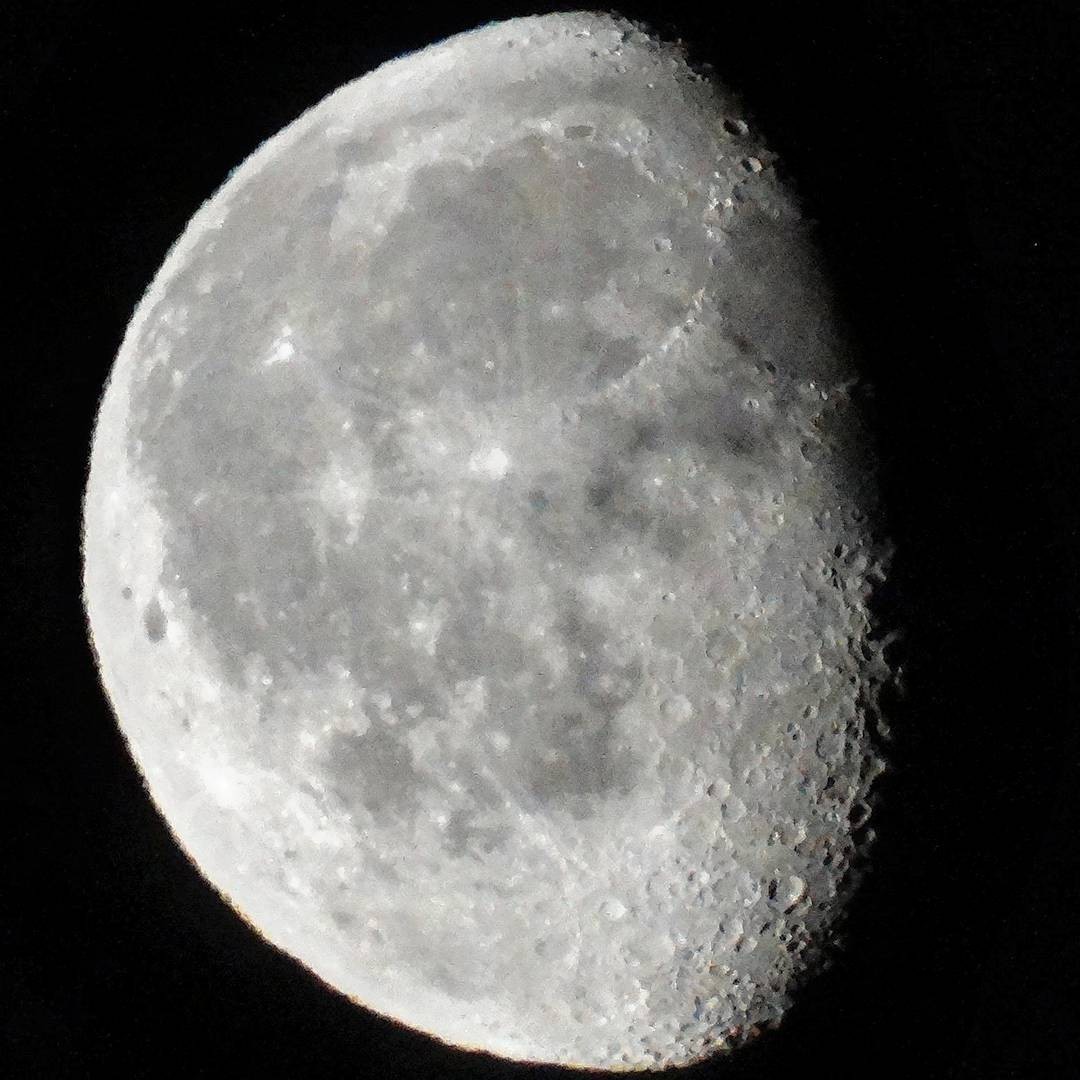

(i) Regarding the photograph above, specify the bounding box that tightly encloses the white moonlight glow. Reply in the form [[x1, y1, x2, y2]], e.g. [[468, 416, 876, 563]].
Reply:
[[83, 11, 891, 1071]]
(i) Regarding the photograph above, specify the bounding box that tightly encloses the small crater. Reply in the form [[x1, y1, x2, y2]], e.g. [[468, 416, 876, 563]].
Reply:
[[564, 124, 595, 139], [527, 488, 551, 511], [660, 696, 693, 724], [120, 586, 133, 600], [142, 598, 167, 643], [723, 117, 749, 136], [599, 897, 627, 920]]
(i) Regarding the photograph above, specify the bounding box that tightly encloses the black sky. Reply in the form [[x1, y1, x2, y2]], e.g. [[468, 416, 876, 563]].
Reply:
[[6, 3, 1080, 1077]]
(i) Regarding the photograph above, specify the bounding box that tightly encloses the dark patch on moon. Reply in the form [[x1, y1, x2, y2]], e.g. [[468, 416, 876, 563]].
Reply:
[[526, 707, 640, 818], [585, 477, 616, 511], [557, 599, 643, 713], [442, 809, 512, 858], [655, 518, 696, 559], [325, 722, 421, 825], [515, 595, 644, 817], [629, 419, 666, 453], [142, 597, 167, 642], [581, 465, 653, 539]]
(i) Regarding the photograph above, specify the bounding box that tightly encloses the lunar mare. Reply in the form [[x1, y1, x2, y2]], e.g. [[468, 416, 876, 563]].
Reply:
[[83, 11, 890, 1071]]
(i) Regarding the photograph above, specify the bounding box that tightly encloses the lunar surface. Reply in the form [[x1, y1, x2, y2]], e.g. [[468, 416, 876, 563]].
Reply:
[[83, 11, 891, 1071]]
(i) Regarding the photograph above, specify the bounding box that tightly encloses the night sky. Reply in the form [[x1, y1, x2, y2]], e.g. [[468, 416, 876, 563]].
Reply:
[[6, 3, 1080, 1076]]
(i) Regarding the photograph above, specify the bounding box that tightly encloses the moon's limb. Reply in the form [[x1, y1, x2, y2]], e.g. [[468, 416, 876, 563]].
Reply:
[[83, 11, 891, 1070]]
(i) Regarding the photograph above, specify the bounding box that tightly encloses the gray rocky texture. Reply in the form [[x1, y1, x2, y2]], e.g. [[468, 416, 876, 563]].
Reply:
[[83, 11, 891, 1070]]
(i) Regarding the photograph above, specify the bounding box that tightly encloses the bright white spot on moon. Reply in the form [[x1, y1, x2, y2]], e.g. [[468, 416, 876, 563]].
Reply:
[[468, 445, 511, 480], [263, 329, 296, 367], [82, 10, 893, 1072]]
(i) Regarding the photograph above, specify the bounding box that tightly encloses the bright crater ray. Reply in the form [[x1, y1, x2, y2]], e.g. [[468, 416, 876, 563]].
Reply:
[[83, 11, 892, 1070]]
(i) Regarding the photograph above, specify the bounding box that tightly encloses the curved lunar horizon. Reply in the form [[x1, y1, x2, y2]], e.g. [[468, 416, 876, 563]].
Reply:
[[83, 11, 891, 1070]]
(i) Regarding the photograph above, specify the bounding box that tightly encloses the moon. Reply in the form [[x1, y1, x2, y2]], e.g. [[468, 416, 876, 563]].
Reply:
[[82, 11, 891, 1071]]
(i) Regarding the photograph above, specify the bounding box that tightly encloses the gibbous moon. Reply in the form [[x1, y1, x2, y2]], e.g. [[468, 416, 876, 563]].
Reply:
[[83, 11, 891, 1070]]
